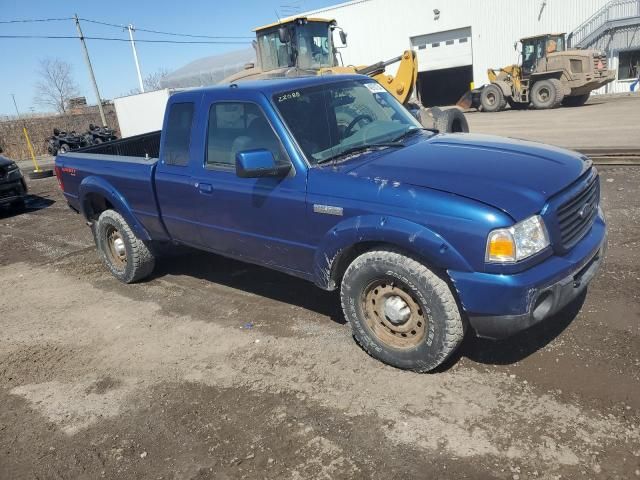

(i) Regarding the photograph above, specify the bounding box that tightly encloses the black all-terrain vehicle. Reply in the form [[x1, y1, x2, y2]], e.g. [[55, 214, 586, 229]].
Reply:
[[85, 124, 118, 145], [46, 129, 88, 156]]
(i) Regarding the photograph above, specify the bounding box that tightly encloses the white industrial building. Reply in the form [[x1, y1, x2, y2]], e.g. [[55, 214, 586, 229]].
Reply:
[[302, 0, 640, 105]]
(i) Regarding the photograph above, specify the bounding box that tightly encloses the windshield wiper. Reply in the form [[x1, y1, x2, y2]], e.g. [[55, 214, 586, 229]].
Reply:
[[317, 143, 404, 165], [391, 127, 432, 143]]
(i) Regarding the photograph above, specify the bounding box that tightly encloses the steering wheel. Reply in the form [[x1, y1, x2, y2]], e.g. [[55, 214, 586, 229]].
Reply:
[[344, 114, 373, 138]]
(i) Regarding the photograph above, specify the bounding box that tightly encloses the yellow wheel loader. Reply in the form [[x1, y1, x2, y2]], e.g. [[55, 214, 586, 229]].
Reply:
[[221, 16, 468, 133], [459, 33, 615, 112]]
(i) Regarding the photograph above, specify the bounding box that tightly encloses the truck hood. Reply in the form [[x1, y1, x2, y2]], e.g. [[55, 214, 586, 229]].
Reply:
[[347, 133, 590, 220], [0, 155, 15, 168]]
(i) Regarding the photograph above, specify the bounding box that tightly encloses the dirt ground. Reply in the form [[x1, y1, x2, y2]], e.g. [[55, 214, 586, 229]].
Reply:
[[0, 168, 639, 480], [467, 94, 640, 150]]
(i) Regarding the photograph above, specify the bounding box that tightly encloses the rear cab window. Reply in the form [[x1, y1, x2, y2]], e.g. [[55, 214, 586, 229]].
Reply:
[[163, 102, 195, 166]]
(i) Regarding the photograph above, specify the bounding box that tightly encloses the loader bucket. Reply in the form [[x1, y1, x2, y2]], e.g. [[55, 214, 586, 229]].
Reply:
[[456, 90, 473, 109]]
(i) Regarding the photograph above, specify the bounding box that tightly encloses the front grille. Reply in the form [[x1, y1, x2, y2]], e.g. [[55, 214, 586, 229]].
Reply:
[[0, 189, 16, 199], [557, 176, 599, 249], [594, 56, 607, 70]]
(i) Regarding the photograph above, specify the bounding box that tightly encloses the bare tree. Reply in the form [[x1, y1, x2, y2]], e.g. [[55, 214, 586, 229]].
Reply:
[[34, 58, 81, 114], [143, 68, 170, 91], [127, 68, 171, 95]]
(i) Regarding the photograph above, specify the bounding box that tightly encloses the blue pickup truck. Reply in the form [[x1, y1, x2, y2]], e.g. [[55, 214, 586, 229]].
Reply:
[[55, 75, 606, 372]]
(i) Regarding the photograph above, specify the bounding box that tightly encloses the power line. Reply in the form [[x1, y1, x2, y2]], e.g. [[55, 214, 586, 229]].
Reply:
[[78, 17, 254, 39], [0, 17, 73, 24], [0, 34, 250, 44]]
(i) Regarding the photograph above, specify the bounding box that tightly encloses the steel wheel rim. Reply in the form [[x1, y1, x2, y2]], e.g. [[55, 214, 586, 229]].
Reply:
[[486, 91, 496, 106], [538, 87, 550, 102], [362, 279, 427, 349], [105, 226, 127, 270]]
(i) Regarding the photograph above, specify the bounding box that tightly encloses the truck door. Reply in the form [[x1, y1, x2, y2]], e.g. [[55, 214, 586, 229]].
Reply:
[[192, 96, 313, 275], [155, 94, 206, 246]]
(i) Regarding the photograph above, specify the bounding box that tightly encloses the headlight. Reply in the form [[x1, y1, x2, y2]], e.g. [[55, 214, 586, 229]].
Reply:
[[7, 163, 19, 171], [486, 215, 549, 263]]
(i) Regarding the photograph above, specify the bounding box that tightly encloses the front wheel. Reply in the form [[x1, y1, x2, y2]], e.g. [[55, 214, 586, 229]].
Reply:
[[95, 209, 155, 283], [480, 84, 506, 112], [340, 249, 465, 372]]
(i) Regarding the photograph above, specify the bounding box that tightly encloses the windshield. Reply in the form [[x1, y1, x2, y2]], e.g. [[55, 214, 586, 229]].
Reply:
[[296, 22, 333, 69], [273, 79, 422, 164]]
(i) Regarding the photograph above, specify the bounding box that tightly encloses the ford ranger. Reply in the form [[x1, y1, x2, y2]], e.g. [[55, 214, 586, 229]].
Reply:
[[55, 75, 606, 372]]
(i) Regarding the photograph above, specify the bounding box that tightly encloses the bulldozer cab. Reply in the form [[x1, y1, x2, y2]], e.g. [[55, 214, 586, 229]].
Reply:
[[520, 33, 566, 75], [254, 17, 340, 72]]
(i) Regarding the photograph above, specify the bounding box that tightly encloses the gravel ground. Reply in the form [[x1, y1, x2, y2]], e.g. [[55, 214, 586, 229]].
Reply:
[[0, 168, 638, 480]]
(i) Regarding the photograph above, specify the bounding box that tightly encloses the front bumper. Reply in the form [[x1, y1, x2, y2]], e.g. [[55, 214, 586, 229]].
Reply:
[[449, 213, 607, 339], [0, 177, 27, 206]]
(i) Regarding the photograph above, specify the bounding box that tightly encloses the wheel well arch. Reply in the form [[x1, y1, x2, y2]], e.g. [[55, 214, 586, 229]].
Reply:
[[83, 192, 114, 222], [328, 241, 447, 291]]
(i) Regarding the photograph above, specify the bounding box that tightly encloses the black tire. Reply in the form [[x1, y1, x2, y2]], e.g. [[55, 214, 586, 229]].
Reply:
[[432, 107, 469, 133], [340, 249, 465, 372], [531, 79, 564, 109], [93, 137, 103, 144], [562, 93, 590, 107], [480, 84, 506, 112], [58, 144, 70, 154], [28, 169, 54, 180], [95, 209, 155, 283], [507, 98, 529, 110]]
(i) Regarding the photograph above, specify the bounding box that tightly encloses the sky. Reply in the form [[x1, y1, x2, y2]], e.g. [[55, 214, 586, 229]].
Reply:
[[0, 0, 341, 116]]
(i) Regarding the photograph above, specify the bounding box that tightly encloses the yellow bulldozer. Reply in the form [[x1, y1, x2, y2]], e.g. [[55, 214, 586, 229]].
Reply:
[[221, 16, 468, 133]]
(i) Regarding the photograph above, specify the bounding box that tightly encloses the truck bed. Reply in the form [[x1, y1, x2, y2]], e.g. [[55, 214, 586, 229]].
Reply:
[[56, 131, 166, 241]]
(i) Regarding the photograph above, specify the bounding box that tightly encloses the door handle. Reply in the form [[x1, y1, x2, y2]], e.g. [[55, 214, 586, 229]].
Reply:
[[197, 182, 213, 194]]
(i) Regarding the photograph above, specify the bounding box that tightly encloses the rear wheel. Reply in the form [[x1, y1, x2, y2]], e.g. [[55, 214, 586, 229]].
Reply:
[[480, 84, 506, 112], [340, 249, 465, 372], [95, 209, 155, 283], [562, 93, 590, 107], [531, 79, 564, 109]]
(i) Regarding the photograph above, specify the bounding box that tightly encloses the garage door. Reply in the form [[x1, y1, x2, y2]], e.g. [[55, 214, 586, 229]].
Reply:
[[411, 27, 472, 72]]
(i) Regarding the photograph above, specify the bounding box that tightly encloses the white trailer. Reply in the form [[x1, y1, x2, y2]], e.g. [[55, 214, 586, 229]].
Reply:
[[113, 89, 178, 138]]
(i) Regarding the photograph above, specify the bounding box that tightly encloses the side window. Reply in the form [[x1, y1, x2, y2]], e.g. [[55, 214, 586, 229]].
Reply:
[[163, 102, 194, 166], [206, 102, 289, 168]]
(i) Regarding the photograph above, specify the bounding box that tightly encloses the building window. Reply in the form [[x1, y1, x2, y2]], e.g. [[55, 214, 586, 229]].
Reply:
[[418, 44, 426, 50], [459, 37, 468, 43], [618, 49, 640, 80], [432, 42, 440, 47], [446, 40, 454, 45]]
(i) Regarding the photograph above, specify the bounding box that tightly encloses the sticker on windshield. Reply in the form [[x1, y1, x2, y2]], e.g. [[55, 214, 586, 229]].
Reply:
[[364, 82, 386, 94], [277, 91, 301, 102]]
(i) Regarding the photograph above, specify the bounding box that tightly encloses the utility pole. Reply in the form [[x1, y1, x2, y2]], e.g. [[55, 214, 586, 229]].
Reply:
[[74, 14, 107, 126], [127, 24, 145, 93]]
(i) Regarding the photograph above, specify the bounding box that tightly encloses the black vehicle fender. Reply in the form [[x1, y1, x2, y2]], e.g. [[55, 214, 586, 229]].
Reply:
[[78, 176, 152, 241], [312, 214, 473, 290]]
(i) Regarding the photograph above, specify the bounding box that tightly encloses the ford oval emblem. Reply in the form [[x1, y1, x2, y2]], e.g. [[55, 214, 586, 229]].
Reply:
[[578, 201, 594, 218]]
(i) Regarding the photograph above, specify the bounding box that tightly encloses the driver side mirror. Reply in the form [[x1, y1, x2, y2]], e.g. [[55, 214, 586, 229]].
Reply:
[[278, 27, 290, 44], [235, 149, 291, 178], [339, 30, 348, 46]]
